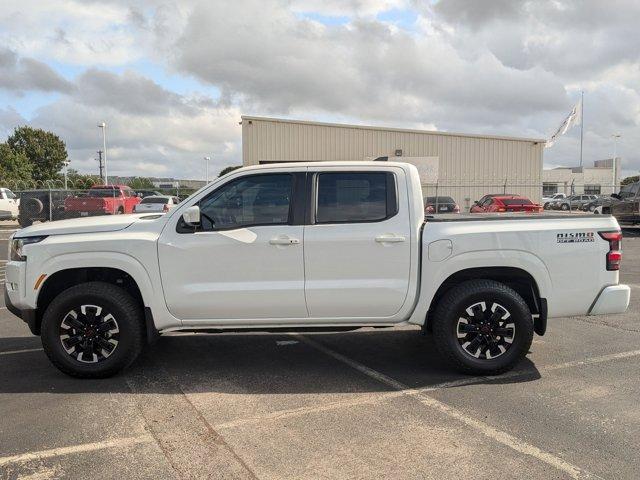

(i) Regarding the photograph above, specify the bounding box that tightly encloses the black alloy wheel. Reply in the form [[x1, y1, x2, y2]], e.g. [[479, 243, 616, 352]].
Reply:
[[59, 304, 120, 363], [456, 301, 515, 360]]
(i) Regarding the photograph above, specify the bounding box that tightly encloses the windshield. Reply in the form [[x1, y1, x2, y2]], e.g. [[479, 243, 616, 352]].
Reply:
[[618, 182, 639, 200], [87, 188, 118, 198], [425, 196, 455, 204], [141, 197, 169, 204], [502, 198, 533, 205]]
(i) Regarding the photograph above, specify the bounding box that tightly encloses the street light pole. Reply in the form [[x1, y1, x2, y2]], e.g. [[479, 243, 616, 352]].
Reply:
[[204, 156, 211, 183], [63, 160, 70, 190], [98, 122, 108, 185], [612, 134, 621, 194]]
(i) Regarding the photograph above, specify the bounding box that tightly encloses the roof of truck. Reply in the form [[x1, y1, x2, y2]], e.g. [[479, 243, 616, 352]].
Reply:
[[237, 161, 417, 172]]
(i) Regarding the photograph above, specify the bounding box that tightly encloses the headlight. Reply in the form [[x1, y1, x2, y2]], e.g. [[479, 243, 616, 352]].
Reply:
[[10, 236, 47, 261]]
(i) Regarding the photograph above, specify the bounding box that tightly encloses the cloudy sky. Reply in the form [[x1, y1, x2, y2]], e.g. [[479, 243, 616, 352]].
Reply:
[[0, 0, 638, 179]]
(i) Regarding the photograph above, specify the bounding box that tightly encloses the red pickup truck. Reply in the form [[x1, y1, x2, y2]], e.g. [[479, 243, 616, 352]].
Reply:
[[64, 185, 141, 217]]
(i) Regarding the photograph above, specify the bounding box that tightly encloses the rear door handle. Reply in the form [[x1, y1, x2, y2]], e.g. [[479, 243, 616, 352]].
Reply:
[[375, 234, 406, 243], [269, 236, 300, 245]]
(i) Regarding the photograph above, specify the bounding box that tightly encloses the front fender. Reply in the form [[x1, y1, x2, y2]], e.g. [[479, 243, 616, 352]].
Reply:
[[31, 252, 156, 310], [408, 249, 552, 325]]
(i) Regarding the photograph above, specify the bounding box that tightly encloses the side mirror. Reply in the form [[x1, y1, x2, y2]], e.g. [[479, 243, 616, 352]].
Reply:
[[182, 205, 200, 225]]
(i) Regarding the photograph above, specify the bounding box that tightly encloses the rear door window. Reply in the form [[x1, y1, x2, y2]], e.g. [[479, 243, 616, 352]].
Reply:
[[315, 172, 397, 224]]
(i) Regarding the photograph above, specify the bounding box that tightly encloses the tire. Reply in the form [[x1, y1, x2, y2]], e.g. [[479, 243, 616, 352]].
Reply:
[[431, 279, 534, 375], [41, 282, 144, 378], [116, 207, 124, 215], [18, 217, 33, 228], [560, 203, 569, 211], [25, 198, 44, 215], [543, 202, 549, 210]]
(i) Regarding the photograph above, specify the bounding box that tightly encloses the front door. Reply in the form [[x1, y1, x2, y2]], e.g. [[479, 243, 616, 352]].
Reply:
[[158, 172, 307, 321], [303, 168, 412, 319]]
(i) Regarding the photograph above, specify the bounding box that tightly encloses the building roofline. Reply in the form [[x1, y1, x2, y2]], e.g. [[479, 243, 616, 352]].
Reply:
[[241, 115, 546, 144]]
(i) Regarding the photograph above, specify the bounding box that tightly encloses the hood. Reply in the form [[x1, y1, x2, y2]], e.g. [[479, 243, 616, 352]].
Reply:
[[15, 214, 161, 237]]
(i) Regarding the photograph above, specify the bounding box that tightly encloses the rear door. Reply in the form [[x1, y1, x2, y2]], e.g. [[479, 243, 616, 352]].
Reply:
[[303, 167, 412, 319]]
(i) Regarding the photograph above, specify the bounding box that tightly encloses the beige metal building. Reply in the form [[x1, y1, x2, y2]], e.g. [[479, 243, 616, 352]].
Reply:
[[241, 116, 545, 210]]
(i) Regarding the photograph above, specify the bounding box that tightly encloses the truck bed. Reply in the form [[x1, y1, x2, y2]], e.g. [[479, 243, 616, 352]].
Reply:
[[426, 212, 607, 222]]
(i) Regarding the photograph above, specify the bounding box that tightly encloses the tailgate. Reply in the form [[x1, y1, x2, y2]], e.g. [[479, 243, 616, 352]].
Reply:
[[65, 197, 107, 211]]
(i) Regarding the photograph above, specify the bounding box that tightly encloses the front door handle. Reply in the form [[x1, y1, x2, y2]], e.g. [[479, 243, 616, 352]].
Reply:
[[269, 236, 300, 245], [375, 234, 406, 243]]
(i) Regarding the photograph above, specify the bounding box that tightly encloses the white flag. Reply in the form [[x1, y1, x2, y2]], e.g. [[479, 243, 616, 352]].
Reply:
[[546, 99, 582, 148]]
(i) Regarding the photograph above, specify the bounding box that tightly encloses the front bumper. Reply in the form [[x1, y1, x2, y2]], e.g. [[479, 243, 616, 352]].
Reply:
[[4, 285, 38, 335], [589, 285, 631, 316]]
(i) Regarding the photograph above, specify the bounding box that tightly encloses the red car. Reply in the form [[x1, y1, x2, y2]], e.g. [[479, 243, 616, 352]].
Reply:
[[470, 194, 542, 213], [65, 185, 141, 217]]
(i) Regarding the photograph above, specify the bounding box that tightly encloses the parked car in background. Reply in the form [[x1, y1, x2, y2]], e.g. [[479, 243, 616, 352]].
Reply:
[[134, 189, 162, 198], [550, 194, 598, 211], [609, 181, 640, 224], [470, 194, 542, 213], [64, 185, 141, 217], [424, 196, 459, 214], [581, 196, 618, 212], [18, 190, 74, 227], [133, 195, 180, 213], [542, 193, 566, 209], [0, 188, 19, 220]]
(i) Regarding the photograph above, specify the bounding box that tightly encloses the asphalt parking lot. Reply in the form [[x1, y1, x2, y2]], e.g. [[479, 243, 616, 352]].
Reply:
[[1, 223, 639, 480]]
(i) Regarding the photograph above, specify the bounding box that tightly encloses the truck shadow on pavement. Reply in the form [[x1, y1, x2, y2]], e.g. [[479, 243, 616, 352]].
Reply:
[[0, 330, 541, 395]]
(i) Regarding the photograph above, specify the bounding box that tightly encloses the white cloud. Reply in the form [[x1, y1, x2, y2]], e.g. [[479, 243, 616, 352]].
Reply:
[[0, 0, 639, 179]]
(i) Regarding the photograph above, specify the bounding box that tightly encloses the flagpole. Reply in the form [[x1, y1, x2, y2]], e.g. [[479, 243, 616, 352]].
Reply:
[[579, 90, 584, 167]]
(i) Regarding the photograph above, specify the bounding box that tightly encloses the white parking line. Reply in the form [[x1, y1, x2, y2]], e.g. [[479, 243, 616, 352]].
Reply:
[[296, 334, 596, 480], [0, 348, 43, 356], [0, 435, 154, 467]]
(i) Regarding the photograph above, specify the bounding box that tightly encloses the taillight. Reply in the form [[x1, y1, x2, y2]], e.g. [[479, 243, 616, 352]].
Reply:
[[163, 204, 169, 212], [425, 205, 435, 213], [599, 231, 622, 271], [497, 207, 506, 212]]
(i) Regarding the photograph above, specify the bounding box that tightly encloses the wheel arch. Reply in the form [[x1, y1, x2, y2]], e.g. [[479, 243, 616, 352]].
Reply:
[[32, 253, 156, 335], [424, 266, 546, 335]]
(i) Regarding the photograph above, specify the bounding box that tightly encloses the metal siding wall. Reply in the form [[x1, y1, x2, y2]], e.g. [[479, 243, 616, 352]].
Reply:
[[242, 119, 543, 204]]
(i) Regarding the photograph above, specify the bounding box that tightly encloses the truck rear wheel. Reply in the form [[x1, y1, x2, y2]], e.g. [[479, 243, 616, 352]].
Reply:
[[431, 279, 533, 375], [41, 282, 144, 378]]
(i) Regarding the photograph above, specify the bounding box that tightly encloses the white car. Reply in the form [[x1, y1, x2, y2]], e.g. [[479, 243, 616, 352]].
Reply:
[[542, 193, 566, 209], [5, 162, 630, 378], [0, 188, 19, 220], [133, 195, 179, 213]]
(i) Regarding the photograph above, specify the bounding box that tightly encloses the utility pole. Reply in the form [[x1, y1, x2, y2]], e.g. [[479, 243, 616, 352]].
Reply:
[[612, 134, 621, 194], [579, 90, 584, 167], [204, 156, 211, 183], [63, 160, 70, 189], [98, 122, 108, 185], [97, 150, 104, 182]]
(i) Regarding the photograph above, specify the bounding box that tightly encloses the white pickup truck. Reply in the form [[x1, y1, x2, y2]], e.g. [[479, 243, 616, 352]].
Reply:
[[5, 162, 630, 378]]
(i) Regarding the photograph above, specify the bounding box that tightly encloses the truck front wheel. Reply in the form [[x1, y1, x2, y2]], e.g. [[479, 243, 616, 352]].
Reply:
[[41, 282, 144, 378], [431, 279, 533, 375]]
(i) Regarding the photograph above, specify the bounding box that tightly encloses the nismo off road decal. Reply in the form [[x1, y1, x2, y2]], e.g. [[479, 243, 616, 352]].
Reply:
[[557, 232, 595, 243]]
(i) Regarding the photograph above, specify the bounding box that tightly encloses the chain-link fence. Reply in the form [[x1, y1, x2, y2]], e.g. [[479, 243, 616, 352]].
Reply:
[[0, 178, 622, 227], [0, 177, 199, 226]]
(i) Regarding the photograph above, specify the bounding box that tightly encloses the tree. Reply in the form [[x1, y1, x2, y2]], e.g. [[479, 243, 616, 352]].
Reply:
[[621, 175, 639, 186], [65, 168, 101, 189], [127, 177, 156, 190], [0, 143, 33, 187], [218, 165, 242, 177], [7, 126, 68, 182]]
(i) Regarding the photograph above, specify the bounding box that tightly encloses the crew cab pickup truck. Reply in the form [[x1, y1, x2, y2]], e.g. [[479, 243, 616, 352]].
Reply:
[[64, 185, 140, 217], [5, 162, 630, 378]]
